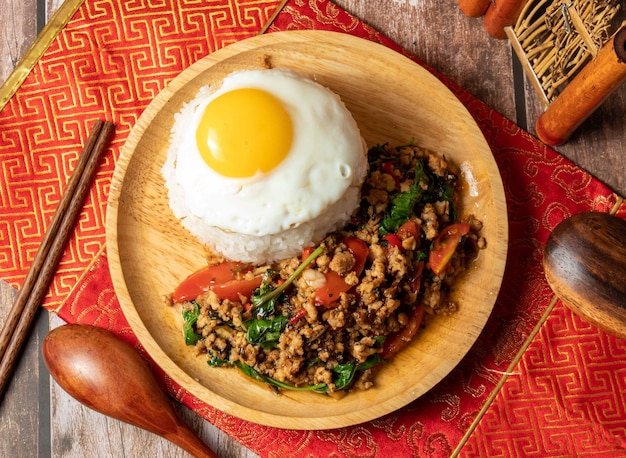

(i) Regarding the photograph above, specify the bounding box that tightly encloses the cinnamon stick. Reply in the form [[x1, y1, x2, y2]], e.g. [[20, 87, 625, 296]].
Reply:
[[458, 0, 491, 18], [484, 0, 530, 39], [536, 26, 626, 146]]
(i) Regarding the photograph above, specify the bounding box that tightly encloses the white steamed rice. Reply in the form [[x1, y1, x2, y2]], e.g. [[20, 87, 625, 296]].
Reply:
[[161, 74, 365, 265]]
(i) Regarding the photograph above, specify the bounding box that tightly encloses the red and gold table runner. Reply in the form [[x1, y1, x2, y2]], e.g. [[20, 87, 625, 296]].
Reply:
[[1, 1, 625, 456]]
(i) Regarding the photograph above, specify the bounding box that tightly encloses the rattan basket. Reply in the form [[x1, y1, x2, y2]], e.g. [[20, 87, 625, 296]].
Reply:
[[506, 0, 622, 105]]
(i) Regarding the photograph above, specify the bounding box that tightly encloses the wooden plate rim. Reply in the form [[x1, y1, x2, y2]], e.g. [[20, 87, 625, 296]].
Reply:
[[106, 30, 508, 429]]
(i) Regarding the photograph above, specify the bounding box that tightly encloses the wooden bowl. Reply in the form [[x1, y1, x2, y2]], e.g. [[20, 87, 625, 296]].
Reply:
[[106, 31, 508, 430]]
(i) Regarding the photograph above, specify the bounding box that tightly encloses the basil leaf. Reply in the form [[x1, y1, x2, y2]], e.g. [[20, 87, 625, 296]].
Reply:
[[415, 250, 428, 262], [367, 143, 395, 166], [207, 352, 230, 367], [251, 270, 279, 318], [251, 246, 323, 314], [332, 362, 357, 390], [235, 362, 327, 392], [379, 158, 427, 235], [358, 354, 384, 371], [373, 335, 386, 348], [423, 167, 457, 222], [245, 315, 288, 349], [332, 356, 386, 391], [182, 301, 202, 346], [368, 140, 415, 167]]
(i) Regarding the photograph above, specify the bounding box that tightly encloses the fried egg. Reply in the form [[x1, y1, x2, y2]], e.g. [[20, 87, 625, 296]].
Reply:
[[163, 68, 367, 262]]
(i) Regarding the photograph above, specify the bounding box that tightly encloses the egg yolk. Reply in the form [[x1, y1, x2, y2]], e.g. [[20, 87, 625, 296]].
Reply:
[[196, 88, 293, 178]]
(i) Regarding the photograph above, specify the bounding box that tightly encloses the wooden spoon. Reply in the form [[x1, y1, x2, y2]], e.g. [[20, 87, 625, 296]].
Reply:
[[544, 211, 626, 340], [42, 324, 219, 458]]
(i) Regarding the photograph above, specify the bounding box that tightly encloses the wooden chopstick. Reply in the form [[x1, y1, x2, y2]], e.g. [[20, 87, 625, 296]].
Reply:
[[0, 120, 115, 399]]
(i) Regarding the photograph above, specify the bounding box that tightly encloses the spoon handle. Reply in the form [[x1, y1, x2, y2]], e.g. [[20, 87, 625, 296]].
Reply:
[[168, 424, 221, 458], [42, 325, 219, 458]]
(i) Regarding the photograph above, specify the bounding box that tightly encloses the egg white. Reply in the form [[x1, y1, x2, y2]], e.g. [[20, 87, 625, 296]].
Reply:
[[163, 68, 367, 239]]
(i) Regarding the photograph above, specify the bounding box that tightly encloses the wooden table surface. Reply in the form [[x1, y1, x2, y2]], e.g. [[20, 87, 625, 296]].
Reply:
[[1, 1, 625, 457]]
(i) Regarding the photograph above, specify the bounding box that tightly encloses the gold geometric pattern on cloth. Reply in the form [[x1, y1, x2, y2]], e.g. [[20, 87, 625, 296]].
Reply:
[[463, 301, 626, 456], [0, 0, 284, 310], [3, 1, 626, 456]]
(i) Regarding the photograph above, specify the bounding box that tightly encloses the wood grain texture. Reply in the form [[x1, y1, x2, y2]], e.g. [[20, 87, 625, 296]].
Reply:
[[48, 314, 259, 458], [0, 280, 42, 458], [0, 0, 38, 85], [535, 26, 626, 146], [1, 0, 625, 456], [43, 325, 219, 457], [335, 0, 626, 198], [0, 121, 113, 397], [335, 0, 518, 121], [0, 0, 258, 456], [106, 30, 507, 430], [544, 212, 626, 340]]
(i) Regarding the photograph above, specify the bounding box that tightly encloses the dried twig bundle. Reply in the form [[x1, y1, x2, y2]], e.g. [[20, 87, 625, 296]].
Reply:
[[512, 0, 621, 102]]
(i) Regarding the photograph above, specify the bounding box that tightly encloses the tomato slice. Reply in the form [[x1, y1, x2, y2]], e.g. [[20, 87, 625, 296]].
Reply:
[[301, 246, 316, 262], [429, 222, 471, 275], [314, 238, 368, 307], [342, 237, 368, 276], [397, 220, 419, 239], [172, 262, 259, 302], [212, 276, 262, 302], [314, 271, 351, 307], [381, 305, 424, 359]]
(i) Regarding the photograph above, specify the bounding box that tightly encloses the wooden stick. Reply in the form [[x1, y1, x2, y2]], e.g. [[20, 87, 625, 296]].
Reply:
[[0, 120, 114, 399], [536, 25, 626, 146], [484, 0, 531, 39], [506, 26, 550, 106], [458, 0, 491, 18]]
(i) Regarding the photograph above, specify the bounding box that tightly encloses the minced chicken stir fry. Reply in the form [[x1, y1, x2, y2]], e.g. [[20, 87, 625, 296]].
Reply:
[[165, 142, 486, 395]]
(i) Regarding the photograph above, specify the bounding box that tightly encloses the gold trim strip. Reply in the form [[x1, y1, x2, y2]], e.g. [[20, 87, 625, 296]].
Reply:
[[451, 196, 625, 455], [610, 196, 624, 215], [0, 0, 86, 113], [0, 0, 289, 113], [50, 0, 291, 315], [260, 0, 290, 35], [451, 294, 560, 457]]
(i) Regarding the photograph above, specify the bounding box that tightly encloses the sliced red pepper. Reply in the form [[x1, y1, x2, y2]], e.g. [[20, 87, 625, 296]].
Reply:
[[429, 222, 471, 275], [383, 220, 418, 254], [410, 261, 425, 294], [172, 262, 260, 303], [288, 307, 308, 325], [381, 162, 395, 174], [381, 305, 424, 359], [382, 233, 402, 250]]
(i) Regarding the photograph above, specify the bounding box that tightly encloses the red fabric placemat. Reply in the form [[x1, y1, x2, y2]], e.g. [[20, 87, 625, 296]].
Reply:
[[1, 0, 625, 456]]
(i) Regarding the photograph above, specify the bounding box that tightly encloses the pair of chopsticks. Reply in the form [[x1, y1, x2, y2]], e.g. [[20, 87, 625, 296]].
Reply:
[[0, 120, 115, 399]]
